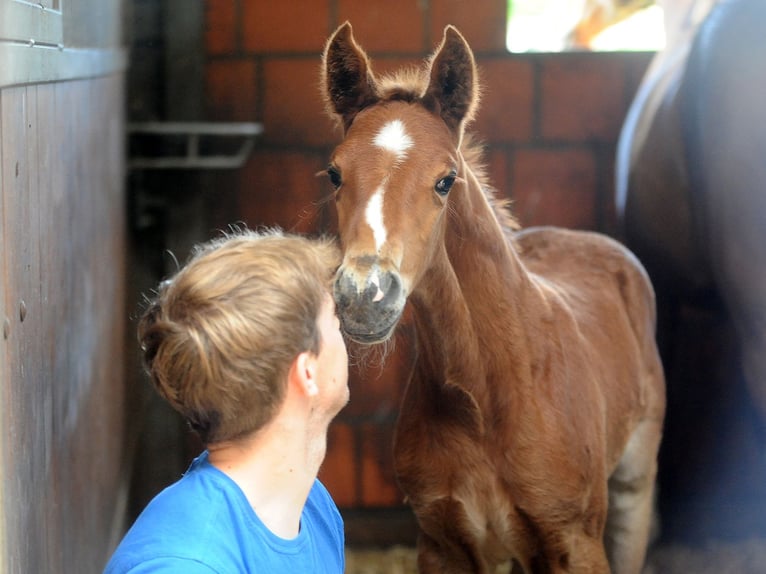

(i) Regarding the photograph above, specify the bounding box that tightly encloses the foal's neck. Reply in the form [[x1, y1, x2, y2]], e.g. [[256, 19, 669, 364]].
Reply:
[[444, 160, 533, 325], [410, 160, 536, 416]]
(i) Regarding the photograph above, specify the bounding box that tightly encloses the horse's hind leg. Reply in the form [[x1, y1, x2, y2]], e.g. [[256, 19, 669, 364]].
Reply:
[[604, 418, 663, 574]]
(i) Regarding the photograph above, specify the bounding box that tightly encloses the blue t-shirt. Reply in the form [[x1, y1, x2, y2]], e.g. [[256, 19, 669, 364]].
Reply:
[[105, 452, 345, 573]]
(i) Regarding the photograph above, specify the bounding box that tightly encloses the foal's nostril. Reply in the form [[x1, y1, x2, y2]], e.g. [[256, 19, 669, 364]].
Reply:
[[333, 272, 355, 310], [363, 270, 402, 306], [379, 272, 401, 306], [334, 266, 403, 309]]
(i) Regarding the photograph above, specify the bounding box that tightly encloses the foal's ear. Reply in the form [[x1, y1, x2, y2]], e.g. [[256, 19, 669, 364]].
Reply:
[[322, 22, 379, 131], [423, 26, 479, 135]]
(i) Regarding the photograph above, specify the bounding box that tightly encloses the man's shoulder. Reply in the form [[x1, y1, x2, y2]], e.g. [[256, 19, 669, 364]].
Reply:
[[104, 555, 220, 574], [304, 479, 345, 568], [105, 460, 244, 573], [307, 479, 342, 519], [139, 459, 233, 525]]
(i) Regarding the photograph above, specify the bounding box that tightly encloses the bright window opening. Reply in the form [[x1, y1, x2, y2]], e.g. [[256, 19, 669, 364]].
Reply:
[[507, 0, 666, 53]]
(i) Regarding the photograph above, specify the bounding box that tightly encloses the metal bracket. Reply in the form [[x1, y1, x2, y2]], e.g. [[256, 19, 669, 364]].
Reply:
[[128, 122, 263, 170]]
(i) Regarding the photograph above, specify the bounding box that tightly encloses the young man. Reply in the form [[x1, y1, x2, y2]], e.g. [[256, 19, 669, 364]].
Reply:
[[105, 229, 349, 573]]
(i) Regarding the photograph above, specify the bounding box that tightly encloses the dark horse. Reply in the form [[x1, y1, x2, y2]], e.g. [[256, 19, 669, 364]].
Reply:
[[323, 23, 665, 573], [616, 0, 766, 540]]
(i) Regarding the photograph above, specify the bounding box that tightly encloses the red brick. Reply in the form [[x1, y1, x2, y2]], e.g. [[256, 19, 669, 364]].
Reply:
[[237, 150, 326, 233], [473, 58, 534, 143], [205, 0, 237, 55], [599, 148, 618, 234], [242, 0, 330, 53], [486, 145, 510, 199], [343, 324, 415, 419], [430, 0, 507, 53], [320, 422, 358, 507], [511, 148, 598, 229], [540, 55, 627, 142], [204, 59, 257, 121], [262, 58, 341, 147], [322, 184, 340, 235], [338, 0, 426, 53], [360, 422, 403, 507]]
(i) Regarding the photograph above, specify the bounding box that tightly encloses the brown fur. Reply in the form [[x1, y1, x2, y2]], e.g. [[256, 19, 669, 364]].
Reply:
[[323, 22, 665, 574]]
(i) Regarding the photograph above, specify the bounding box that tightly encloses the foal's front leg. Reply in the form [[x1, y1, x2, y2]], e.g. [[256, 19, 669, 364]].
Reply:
[[415, 498, 490, 574], [559, 530, 611, 574], [417, 531, 490, 574], [519, 524, 609, 574]]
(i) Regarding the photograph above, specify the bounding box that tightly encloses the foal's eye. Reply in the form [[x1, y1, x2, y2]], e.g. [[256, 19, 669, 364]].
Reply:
[[327, 165, 342, 189], [435, 170, 457, 196]]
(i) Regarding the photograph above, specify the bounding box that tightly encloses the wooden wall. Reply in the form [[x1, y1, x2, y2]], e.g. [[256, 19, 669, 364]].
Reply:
[[0, 76, 126, 574], [0, 0, 127, 567]]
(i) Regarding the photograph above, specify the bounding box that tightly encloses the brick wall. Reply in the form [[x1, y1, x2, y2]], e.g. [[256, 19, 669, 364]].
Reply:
[[203, 0, 652, 511]]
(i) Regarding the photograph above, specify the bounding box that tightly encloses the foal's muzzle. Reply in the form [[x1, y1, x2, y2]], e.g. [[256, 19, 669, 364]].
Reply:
[[333, 257, 406, 344]]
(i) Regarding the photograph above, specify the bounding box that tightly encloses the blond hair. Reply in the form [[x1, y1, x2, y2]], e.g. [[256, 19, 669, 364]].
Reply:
[[138, 229, 340, 444]]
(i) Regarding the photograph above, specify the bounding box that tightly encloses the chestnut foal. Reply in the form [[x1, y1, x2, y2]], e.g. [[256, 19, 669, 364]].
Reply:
[[322, 23, 665, 574]]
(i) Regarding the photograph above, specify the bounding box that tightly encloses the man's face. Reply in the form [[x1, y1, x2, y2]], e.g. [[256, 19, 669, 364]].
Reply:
[[315, 294, 350, 417]]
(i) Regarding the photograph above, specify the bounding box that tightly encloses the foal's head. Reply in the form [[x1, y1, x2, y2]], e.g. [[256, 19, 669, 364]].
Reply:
[[322, 22, 479, 344]]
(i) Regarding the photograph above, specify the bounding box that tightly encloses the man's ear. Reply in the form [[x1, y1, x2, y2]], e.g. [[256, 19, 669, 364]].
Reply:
[[289, 351, 319, 397]]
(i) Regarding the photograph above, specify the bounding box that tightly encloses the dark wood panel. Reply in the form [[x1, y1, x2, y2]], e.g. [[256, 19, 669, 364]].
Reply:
[[0, 76, 126, 573], [1, 84, 42, 574], [0, 86, 6, 570]]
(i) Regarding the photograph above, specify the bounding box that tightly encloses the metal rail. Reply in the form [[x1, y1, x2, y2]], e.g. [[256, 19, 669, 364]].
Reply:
[[128, 122, 263, 170]]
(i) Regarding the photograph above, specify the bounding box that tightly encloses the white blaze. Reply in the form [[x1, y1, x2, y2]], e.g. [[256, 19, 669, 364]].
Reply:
[[365, 187, 387, 252], [364, 119, 412, 254], [373, 119, 413, 158]]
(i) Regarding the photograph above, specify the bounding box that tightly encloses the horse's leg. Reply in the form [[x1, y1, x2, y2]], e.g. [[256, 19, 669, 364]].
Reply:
[[715, 209, 766, 425], [563, 531, 611, 574], [417, 532, 487, 574], [741, 330, 766, 427], [414, 498, 490, 574], [603, 418, 663, 574], [692, 0, 766, 429]]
